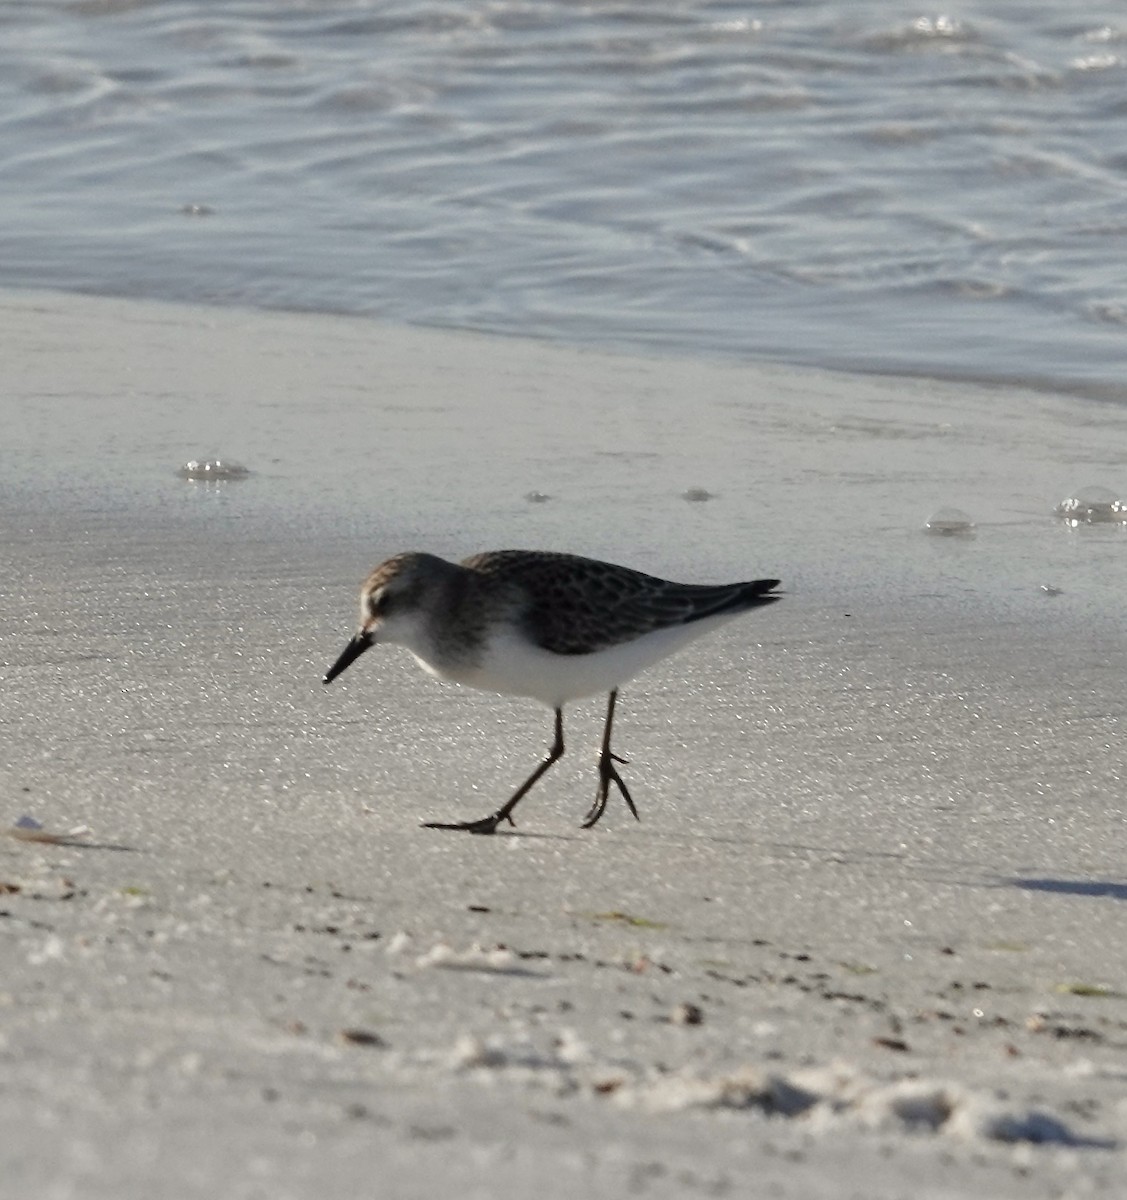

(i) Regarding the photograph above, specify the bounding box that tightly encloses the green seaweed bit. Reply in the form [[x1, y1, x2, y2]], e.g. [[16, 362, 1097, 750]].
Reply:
[[1055, 982, 1115, 998], [587, 911, 668, 929]]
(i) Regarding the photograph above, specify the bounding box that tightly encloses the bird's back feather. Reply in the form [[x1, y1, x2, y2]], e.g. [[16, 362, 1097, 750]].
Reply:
[[461, 550, 780, 656]]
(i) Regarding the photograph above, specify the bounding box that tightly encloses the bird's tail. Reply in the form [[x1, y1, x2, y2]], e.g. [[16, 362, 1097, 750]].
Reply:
[[680, 577, 782, 625], [729, 578, 782, 613]]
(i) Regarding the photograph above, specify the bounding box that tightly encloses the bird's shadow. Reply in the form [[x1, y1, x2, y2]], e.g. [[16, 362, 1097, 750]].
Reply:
[[6, 832, 137, 853], [1007, 877, 1127, 902], [421, 825, 582, 843]]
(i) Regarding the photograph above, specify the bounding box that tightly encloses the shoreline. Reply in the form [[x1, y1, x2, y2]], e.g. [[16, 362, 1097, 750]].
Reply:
[[2, 288, 1126, 1197], [3, 262, 1126, 407]]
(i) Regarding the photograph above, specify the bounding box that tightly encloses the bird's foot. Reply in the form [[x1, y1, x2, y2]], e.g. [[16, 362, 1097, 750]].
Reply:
[[580, 755, 640, 828], [422, 812, 508, 835], [579, 797, 606, 829]]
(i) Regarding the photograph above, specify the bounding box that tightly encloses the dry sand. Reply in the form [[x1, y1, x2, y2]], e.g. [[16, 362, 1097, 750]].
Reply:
[[2, 289, 1126, 1197]]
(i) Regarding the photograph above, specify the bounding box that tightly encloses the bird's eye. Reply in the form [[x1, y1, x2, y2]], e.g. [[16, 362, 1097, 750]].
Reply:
[[369, 590, 389, 617]]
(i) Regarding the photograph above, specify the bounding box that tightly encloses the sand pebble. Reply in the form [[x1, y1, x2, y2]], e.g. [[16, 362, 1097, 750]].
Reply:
[[384, 930, 412, 956], [671, 1002, 704, 1026], [338, 1028, 387, 1049]]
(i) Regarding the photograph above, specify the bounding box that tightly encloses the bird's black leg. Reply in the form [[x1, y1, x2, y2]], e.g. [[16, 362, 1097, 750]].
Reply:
[[581, 690, 639, 829], [423, 708, 565, 835]]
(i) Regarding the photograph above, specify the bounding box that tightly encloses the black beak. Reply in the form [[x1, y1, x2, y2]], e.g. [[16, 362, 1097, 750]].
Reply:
[[323, 632, 374, 685]]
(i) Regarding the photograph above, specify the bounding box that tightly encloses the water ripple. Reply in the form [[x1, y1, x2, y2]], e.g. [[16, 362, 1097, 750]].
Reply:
[[0, 0, 1125, 400]]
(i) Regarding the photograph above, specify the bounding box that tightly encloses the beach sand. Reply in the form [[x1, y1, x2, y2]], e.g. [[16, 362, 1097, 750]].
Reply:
[[2, 289, 1126, 1197]]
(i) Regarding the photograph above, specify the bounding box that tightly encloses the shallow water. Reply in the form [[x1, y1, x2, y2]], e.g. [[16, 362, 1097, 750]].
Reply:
[[2, 1, 1127, 401]]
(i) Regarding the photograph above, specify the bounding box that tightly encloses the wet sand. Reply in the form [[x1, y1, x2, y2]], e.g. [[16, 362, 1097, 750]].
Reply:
[[2, 289, 1126, 1197]]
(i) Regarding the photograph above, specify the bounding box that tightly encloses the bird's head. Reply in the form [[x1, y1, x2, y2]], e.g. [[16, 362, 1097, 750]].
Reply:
[[322, 553, 446, 684]]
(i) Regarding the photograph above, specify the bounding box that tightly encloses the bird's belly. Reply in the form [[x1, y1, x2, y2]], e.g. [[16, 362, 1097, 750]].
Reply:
[[418, 618, 736, 708]]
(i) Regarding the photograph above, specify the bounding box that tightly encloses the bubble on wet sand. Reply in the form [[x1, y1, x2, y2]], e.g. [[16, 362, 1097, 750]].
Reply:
[[524, 491, 552, 503], [178, 458, 250, 482], [681, 487, 715, 502], [1055, 485, 1125, 525], [924, 507, 975, 536]]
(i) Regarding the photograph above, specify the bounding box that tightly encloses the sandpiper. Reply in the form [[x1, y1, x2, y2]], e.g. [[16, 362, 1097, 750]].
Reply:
[[324, 550, 780, 833]]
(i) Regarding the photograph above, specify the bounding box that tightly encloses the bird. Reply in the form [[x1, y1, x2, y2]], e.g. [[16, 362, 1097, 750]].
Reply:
[[323, 550, 780, 833]]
